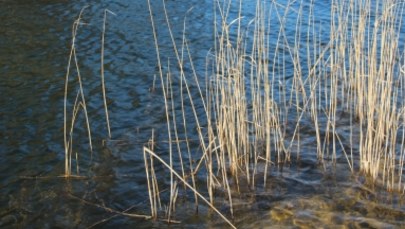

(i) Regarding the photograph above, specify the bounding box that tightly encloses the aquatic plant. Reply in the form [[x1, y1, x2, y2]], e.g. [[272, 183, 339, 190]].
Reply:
[[63, 6, 93, 177], [63, 8, 114, 177], [60, 0, 405, 226], [144, 0, 405, 224]]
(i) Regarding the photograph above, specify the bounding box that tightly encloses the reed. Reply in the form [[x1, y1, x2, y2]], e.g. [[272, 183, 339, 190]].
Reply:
[[144, 0, 405, 221], [63, 6, 93, 177], [63, 7, 114, 177], [56, 0, 405, 227], [143, 147, 237, 229], [333, 0, 405, 191], [101, 9, 116, 139]]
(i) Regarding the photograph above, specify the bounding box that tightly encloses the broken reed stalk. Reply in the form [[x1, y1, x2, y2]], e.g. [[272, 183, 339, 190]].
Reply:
[[69, 193, 182, 225], [143, 147, 237, 229]]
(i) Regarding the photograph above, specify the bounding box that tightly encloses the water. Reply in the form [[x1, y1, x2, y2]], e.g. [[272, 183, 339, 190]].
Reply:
[[1, 0, 404, 228]]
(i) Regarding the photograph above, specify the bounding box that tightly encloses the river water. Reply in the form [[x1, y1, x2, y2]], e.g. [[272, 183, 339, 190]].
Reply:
[[1, 0, 404, 228]]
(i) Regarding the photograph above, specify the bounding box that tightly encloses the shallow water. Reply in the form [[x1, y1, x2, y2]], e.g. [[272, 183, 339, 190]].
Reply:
[[1, 0, 404, 228]]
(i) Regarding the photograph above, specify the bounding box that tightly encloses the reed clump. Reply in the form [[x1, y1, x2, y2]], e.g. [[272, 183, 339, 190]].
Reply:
[[63, 8, 114, 177], [63, 7, 93, 177], [144, 0, 405, 223]]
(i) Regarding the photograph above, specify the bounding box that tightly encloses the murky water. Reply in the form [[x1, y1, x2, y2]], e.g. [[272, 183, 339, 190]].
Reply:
[[1, 0, 404, 228]]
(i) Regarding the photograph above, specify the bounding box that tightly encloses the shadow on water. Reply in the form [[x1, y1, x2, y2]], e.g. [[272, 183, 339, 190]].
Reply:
[[1, 0, 404, 228]]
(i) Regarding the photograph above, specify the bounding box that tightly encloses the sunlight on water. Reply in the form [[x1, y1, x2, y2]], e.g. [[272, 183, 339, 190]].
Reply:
[[0, 0, 404, 228]]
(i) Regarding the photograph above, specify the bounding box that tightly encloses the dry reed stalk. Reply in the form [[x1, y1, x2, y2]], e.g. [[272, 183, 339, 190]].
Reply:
[[143, 147, 237, 229], [181, 41, 199, 210], [159, 0, 221, 209], [68, 193, 154, 221], [144, 129, 160, 219], [63, 6, 93, 177], [101, 9, 116, 139], [143, 146, 156, 218], [162, 68, 175, 221], [147, 0, 176, 221], [63, 7, 116, 177], [150, 130, 162, 212], [168, 64, 187, 186]]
